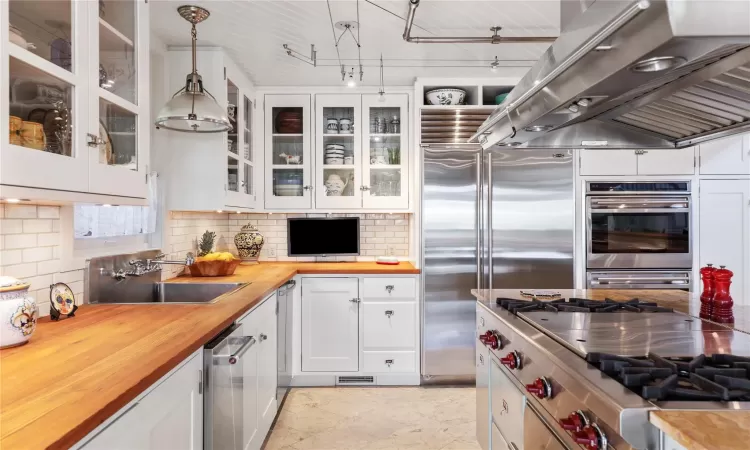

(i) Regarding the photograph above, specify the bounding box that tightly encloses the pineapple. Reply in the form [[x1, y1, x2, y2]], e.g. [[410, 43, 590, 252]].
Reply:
[[197, 230, 216, 257]]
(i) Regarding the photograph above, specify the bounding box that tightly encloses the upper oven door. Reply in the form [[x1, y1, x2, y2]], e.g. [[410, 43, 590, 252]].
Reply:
[[586, 196, 692, 269]]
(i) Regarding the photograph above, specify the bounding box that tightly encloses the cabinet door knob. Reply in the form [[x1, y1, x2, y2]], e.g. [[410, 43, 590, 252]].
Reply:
[[303, 185, 313, 191], [385, 285, 394, 293], [360, 185, 370, 191], [349, 298, 361, 303], [259, 333, 268, 342], [385, 310, 394, 317]]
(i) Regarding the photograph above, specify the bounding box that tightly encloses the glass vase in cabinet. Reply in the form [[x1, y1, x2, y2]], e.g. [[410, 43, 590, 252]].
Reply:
[[315, 94, 362, 209], [361, 94, 409, 209], [264, 94, 312, 209]]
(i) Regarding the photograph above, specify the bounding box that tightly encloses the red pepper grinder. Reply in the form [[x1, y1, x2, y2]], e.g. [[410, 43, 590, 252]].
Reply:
[[711, 265, 734, 324], [699, 264, 716, 320]]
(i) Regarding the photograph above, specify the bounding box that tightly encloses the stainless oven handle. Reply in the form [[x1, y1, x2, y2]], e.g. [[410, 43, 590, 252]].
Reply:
[[594, 276, 690, 282], [590, 208, 690, 213], [487, 152, 493, 293], [591, 197, 690, 204]]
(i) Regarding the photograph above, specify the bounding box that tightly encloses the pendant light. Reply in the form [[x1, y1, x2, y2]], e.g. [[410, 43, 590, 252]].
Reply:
[[155, 5, 231, 133]]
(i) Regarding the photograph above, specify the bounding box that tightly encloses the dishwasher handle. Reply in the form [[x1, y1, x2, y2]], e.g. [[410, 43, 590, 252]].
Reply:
[[212, 335, 257, 365]]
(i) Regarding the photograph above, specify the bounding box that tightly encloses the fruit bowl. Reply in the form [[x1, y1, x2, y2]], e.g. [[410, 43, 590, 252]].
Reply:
[[188, 258, 241, 277]]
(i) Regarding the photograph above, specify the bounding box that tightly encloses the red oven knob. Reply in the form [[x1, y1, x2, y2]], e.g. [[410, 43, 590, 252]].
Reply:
[[525, 377, 552, 399], [558, 410, 588, 432], [573, 424, 607, 450], [478, 330, 502, 350], [500, 350, 521, 370]]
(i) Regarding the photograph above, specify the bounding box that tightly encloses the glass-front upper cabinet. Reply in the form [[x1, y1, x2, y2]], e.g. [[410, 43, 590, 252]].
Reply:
[[225, 74, 256, 209], [264, 94, 311, 209], [315, 94, 362, 209], [3, 0, 88, 192], [89, 0, 149, 198], [1, 0, 149, 198], [362, 94, 409, 209]]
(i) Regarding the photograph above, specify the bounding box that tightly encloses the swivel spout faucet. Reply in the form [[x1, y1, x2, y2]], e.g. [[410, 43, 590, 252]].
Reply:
[[119, 252, 195, 278]]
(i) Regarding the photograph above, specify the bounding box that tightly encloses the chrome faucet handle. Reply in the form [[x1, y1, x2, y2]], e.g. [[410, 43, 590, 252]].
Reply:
[[153, 253, 167, 260], [185, 252, 195, 265], [129, 259, 145, 267]]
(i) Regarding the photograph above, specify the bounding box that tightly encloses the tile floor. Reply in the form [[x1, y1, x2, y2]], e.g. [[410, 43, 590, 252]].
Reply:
[[263, 387, 481, 450]]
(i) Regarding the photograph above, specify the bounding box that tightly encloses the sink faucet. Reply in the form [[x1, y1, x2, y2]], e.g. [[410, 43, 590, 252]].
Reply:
[[115, 252, 195, 279]]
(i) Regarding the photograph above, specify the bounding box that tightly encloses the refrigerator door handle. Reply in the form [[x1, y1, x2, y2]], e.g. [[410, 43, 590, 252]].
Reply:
[[487, 152, 493, 292], [476, 152, 482, 291]]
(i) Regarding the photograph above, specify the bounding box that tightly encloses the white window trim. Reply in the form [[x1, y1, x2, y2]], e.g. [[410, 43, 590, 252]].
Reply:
[[60, 206, 153, 272]]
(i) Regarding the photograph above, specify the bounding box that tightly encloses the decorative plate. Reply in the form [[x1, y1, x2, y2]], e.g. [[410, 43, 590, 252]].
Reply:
[[99, 120, 114, 164], [50, 282, 76, 315]]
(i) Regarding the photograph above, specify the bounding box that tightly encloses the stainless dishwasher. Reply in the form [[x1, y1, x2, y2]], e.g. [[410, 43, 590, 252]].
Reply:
[[203, 321, 256, 450], [276, 279, 295, 409]]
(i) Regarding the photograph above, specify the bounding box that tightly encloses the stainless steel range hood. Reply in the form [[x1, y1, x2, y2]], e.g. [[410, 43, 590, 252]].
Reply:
[[470, 0, 750, 150]]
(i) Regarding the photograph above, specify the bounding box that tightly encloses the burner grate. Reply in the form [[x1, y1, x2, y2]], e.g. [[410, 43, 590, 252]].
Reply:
[[587, 352, 750, 402], [496, 297, 674, 314]]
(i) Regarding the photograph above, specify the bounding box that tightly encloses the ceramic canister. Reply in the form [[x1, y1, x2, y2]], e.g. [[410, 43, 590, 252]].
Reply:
[[0, 276, 39, 348], [234, 223, 265, 264]]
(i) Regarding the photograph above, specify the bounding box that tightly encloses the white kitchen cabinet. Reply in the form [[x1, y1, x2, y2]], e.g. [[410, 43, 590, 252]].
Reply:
[[579, 148, 695, 176], [362, 94, 409, 209], [637, 148, 695, 175], [265, 94, 312, 209], [699, 179, 750, 305], [579, 149, 638, 176], [301, 277, 359, 372], [699, 134, 750, 175], [362, 302, 416, 349], [661, 433, 688, 450], [315, 94, 362, 208], [1, 0, 150, 199], [362, 350, 416, 373], [256, 293, 278, 434], [156, 48, 257, 211], [77, 350, 203, 450]]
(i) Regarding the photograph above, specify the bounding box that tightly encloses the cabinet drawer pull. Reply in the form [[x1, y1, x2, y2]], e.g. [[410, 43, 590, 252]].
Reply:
[[259, 333, 268, 342], [385, 310, 394, 317], [385, 359, 394, 367], [385, 285, 395, 294]]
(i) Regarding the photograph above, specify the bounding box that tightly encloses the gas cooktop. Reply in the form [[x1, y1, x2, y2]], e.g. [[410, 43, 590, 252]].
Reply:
[[587, 352, 750, 402], [497, 297, 674, 314]]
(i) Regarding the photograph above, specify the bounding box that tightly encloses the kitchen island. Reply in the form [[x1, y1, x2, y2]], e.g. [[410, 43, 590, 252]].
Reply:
[[0, 262, 419, 450], [473, 288, 750, 450]]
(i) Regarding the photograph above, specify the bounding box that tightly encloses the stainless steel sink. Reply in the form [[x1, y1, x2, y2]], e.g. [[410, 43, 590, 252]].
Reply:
[[151, 282, 249, 304]]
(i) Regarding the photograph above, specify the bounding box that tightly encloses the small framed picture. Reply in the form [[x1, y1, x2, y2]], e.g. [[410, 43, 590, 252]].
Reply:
[[50, 282, 78, 321]]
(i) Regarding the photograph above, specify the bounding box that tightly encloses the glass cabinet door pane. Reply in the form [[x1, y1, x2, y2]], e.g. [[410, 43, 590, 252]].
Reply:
[[322, 107, 354, 166], [228, 156, 239, 192], [243, 163, 252, 195], [9, 57, 74, 156], [99, 99, 137, 168], [370, 168, 402, 197], [227, 80, 238, 154], [323, 169, 355, 197], [369, 107, 401, 165], [272, 169, 303, 197], [99, 0, 137, 104], [243, 96, 252, 161], [9, 0, 73, 71]]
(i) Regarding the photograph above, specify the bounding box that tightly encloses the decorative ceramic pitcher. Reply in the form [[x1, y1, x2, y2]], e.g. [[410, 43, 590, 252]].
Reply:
[[0, 276, 39, 348], [325, 173, 349, 196], [234, 223, 265, 264]]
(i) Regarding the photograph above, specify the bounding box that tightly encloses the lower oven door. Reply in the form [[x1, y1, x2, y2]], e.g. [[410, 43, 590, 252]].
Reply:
[[490, 353, 525, 449]]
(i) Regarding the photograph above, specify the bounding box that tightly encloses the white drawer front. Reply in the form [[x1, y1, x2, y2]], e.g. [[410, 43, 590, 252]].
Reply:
[[363, 277, 416, 300], [362, 351, 416, 373], [363, 302, 416, 350]]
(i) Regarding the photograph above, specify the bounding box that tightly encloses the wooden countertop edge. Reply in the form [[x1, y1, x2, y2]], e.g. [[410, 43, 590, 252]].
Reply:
[[649, 410, 748, 450], [1, 262, 419, 449]]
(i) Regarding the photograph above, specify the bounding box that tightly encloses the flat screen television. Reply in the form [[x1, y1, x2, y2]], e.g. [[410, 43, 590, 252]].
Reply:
[[287, 217, 360, 256]]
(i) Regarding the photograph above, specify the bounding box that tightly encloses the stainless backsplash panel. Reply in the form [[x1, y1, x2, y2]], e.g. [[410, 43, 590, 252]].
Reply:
[[84, 249, 162, 304]]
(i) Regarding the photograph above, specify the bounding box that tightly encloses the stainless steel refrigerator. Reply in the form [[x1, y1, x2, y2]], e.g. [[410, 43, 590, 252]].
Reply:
[[421, 144, 574, 384]]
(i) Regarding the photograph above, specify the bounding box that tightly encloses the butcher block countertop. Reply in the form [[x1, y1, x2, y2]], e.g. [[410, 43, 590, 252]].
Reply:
[[473, 288, 750, 450], [650, 410, 750, 450], [0, 262, 419, 450]]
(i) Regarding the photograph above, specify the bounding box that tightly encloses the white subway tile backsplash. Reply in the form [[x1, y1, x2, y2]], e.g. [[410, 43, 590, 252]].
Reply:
[[23, 219, 52, 233], [1, 249, 24, 266], [23, 247, 53, 263], [1, 219, 23, 234], [37, 259, 62, 275], [37, 233, 60, 247], [37, 206, 60, 219], [4, 233, 38, 249], [2, 262, 37, 278], [5, 204, 37, 219]]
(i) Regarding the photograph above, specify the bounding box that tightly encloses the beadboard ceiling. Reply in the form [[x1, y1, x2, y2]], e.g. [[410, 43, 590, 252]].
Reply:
[[150, 0, 560, 87]]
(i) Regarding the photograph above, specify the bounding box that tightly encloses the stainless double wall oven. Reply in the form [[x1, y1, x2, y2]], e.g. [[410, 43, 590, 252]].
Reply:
[[586, 181, 692, 289]]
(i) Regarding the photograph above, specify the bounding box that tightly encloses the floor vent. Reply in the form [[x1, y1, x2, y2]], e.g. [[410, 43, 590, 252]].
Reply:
[[336, 376, 375, 385]]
